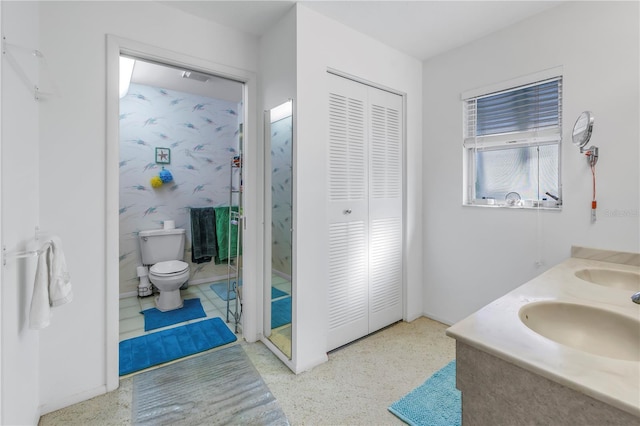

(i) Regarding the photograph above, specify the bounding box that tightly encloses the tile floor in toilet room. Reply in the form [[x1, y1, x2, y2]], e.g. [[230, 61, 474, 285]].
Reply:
[[119, 279, 237, 341]]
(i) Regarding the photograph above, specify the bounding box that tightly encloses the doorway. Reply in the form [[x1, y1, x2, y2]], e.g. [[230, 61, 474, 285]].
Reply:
[[106, 35, 259, 390], [117, 55, 244, 341]]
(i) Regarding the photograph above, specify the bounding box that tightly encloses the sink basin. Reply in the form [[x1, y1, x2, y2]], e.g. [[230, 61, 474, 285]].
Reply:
[[519, 301, 640, 361], [575, 268, 640, 292]]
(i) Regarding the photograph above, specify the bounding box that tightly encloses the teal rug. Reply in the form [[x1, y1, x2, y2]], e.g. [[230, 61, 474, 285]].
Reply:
[[119, 317, 237, 376], [141, 298, 206, 331], [209, 281, 241, 301], [209, 281, 288, 301], [271, 296, 291, 329], [388, 360, 461, 426]]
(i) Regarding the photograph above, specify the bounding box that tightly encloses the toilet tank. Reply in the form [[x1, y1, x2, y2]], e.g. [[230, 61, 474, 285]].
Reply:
[[138, 228, 186, 265]]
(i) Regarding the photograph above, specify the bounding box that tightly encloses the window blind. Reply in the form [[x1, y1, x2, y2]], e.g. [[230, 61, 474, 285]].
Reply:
[[464, 77, 562, 149]]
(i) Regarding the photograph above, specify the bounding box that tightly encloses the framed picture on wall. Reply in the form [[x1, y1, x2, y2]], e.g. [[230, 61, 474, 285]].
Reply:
[[155, 147, 171, 164]]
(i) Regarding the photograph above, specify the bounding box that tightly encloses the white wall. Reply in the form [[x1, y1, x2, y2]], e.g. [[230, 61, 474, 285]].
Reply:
[[36, 0, 259, 414], [260, 7, 297, 114], [0, 2, 41, 424], [294, 5, 423, 372], [422, 1, 640, 325]]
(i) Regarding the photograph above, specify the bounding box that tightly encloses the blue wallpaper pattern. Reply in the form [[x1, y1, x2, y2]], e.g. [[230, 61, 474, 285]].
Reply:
[[119, 83, 241, 295], [271, 116, 293, 276]]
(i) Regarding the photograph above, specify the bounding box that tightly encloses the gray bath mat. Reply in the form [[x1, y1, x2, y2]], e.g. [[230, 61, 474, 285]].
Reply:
[[132, 344, 289, 425]]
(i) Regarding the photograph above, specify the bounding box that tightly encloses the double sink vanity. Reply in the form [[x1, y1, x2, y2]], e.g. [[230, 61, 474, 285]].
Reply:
[[446, 246, 640, 425]]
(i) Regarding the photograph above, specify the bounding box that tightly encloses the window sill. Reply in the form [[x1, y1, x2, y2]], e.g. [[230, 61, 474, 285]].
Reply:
[[463, 202, 562, 211]]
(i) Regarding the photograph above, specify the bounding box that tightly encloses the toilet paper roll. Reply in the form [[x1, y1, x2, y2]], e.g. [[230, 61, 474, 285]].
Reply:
[[136, 265, 148, 277], [164, 220, 175, 230]]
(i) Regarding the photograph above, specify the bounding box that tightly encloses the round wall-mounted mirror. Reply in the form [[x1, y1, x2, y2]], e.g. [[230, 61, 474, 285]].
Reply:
[[572, 111, 594, 148]]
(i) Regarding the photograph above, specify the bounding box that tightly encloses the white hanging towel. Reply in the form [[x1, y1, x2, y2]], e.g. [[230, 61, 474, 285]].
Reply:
[[48, 236, 73, 306], [29, 237, 73, 329]]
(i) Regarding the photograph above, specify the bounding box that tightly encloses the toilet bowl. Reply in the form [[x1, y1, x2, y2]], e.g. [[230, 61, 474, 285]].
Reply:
[[148, 260, 189, 311], [138, 227, 190, 312]]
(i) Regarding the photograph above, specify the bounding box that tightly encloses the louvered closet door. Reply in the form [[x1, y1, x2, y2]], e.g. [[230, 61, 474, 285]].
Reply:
[[327, 73, 403, 351], [368, 87, 403, 332], [327, 74, 370, 351]]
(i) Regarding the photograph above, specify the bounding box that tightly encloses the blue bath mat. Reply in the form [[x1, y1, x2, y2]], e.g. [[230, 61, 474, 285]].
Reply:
[[388, 360, 460, 426], [271, 296, 291, 329], [270, 286, 288, 299], [209, 281, 239, 301], [141, 298, 206, 331], [119, 317, 237, 376], [209, 281, 288, 301]]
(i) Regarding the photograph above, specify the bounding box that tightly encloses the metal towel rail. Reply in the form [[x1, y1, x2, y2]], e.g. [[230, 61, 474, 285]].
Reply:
[[2, 226, 46, 266]]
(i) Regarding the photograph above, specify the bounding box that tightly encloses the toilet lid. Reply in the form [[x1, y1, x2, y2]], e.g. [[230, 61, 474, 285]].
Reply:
[[150, 260, 189, 275]]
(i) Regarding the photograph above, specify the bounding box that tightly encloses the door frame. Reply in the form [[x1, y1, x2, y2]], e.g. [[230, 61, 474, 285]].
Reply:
[[0, 4, 4, 421], [105, 35, 261, 391], [328, 70, 410, 326]]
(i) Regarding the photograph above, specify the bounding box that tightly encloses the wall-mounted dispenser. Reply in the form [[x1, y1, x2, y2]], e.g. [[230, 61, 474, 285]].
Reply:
[[572, 111, 599, 222]]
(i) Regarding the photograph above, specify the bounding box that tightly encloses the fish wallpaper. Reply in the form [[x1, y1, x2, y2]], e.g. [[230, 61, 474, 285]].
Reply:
[[119, 82, 241, 295], [271, 115, 293, 278]]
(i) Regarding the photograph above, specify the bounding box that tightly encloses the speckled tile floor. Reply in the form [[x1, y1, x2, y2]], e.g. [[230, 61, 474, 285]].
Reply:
[[245, 317, 456, 425], [39, 316, 454, 425]]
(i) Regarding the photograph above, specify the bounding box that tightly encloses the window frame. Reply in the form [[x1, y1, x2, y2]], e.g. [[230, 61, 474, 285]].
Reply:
[[462, 72, 563, 210]]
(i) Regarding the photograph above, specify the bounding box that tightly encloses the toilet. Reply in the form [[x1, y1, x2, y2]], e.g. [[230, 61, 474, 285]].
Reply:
[[138, 227, 190, 311]]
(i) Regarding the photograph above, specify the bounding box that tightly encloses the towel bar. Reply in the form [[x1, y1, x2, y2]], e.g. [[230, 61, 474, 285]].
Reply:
[[2, 246, 43, 266], [2, 226, 46, 266]]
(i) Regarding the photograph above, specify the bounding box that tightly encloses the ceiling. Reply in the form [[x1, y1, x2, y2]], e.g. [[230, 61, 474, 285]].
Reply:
[[133, 1, 563, 101], [160, 1, 298, 37], [128, 58, 244, 102], [159, 1, 563, 61]]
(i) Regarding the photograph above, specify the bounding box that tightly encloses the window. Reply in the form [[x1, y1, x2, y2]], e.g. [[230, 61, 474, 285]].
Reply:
[[463, 76, 562, 208]]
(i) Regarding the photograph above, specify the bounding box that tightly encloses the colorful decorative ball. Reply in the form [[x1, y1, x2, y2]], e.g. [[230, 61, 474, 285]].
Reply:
[[150, 175, 163, 188], [159, 168, 173, 183]]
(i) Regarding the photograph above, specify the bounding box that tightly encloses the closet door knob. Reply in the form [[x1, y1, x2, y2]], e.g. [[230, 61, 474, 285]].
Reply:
[[343, 209, 352, 215]]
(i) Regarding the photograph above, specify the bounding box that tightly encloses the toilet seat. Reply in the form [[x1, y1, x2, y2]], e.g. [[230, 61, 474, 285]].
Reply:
[[150, 260, 189, 276]]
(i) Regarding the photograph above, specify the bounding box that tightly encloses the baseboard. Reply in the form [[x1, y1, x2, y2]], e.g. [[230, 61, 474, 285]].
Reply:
[[119, 291, 137, 299], [39, 384, 108, 416], [293, 352, 329, 374], [403, 312, 422, 323], [119, 274, 234, 299], [421, 311, 455, 326], [188, 274, 232, 286]]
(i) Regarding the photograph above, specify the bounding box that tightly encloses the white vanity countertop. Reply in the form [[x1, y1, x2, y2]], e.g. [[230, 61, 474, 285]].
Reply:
[[446, 255, 640, 417]]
